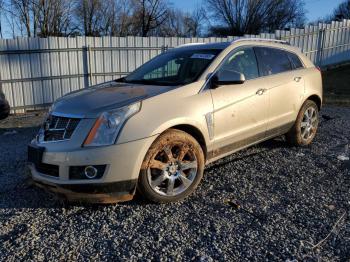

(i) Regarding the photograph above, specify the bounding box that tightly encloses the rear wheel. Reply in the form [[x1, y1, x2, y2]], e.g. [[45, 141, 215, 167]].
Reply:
[[138, 129, 204, 203], [286, 100, 319, 146]]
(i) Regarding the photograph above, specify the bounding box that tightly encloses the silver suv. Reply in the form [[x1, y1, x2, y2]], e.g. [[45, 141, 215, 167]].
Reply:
[[28, 39, 323, 203]]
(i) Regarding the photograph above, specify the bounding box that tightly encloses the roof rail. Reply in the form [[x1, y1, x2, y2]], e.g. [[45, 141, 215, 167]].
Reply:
[[176, 42, 206, 48], [232, 38, 290, 45]]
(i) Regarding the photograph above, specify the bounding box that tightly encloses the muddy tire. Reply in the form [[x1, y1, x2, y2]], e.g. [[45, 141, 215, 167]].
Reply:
[[138, 129, 205, 203], [286, 100, 319, 146]]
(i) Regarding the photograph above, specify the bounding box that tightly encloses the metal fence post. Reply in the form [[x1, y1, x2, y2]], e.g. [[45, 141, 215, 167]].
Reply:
[[88, 45, 92, 86], [82, 45, 92, 88], [317, 29, 326, 67], [82, 46, 89, 88]]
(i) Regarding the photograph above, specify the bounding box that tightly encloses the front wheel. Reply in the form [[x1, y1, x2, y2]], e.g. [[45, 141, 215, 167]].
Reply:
[[286, 100, 319, 146], [138, 129, 204, 203]]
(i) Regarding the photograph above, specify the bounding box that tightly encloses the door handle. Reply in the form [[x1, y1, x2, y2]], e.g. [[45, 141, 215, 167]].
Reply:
[[294, 76, 302, 82], [256, 88, 267, 96]]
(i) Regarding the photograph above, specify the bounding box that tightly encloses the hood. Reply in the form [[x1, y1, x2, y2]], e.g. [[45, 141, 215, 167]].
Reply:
[[51, 81, 178, 118]]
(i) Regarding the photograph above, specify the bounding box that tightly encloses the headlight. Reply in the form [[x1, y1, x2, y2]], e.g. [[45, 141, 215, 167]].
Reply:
[[83, 102, 141, 147]]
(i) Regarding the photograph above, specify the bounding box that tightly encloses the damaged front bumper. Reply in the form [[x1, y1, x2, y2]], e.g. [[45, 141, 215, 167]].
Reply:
[[32, 177, 137, 203], [27, 135, 156, 203]]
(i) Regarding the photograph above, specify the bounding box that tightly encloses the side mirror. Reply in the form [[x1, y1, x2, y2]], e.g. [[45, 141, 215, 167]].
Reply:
[[211, 69, 245, 88]]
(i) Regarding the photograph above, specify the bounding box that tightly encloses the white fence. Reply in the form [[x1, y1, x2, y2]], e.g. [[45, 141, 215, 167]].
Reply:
[[1, 19, 350, 111]]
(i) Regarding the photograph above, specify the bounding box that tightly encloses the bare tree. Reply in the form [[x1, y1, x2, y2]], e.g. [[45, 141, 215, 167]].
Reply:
[[75, 0, 103, 36], [206, 0, 306, 36], [1, 0, 30, 37], [333, 0, 350, 20], [155, 8, 184, 36], [1, 1, 24, 38], [75, 0, 134, 36], [100, 0, 135, 36], [32, 0, 75, 37], [10, 0, 32, 37], [2, 0, 75, 37], [114, 0, 135, 36], [131, 0, 168, 36], [154, 6, 206, 37], [183, 7, 206, 37]]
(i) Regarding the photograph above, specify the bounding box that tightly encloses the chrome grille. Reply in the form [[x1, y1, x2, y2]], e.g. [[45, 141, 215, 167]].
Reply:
[[41, 115, 81, 142]]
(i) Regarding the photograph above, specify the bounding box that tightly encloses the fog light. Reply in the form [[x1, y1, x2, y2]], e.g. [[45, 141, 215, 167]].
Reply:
[[84, 166, 98, 179], [69, 165, 106, 180]]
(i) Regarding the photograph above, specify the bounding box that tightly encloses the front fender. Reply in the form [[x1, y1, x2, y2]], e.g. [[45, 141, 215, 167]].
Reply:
[[117, 84, 213, 147], [149, 117, 210, 144]]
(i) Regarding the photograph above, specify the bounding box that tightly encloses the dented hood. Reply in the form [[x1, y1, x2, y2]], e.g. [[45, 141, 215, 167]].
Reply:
[[52, 81, 178, 118]]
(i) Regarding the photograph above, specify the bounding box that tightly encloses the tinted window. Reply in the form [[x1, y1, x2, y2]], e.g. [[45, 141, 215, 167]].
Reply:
[[287, 52, 304, 69], [220, 47, 259, 80], [254, 47, 292, 76]]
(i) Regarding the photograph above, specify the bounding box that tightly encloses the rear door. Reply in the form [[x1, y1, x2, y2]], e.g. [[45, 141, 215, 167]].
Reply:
[[254, 47, 305, 133]]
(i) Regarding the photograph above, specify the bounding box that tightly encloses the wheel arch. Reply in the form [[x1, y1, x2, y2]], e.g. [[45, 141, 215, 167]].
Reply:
[[170, 124, 208, 161], [306, 94, 322, 110]]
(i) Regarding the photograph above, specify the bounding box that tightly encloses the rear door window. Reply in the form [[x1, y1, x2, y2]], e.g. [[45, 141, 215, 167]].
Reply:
[[254, 47, 292, 76]]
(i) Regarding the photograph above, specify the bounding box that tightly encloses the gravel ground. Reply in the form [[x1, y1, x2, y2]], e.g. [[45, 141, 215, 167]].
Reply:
[[0, 107, 349, 261]]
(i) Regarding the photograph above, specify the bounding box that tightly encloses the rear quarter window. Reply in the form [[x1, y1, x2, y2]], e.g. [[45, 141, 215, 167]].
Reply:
[[254, 47, 292, 76], [287, 52, 304, 69]]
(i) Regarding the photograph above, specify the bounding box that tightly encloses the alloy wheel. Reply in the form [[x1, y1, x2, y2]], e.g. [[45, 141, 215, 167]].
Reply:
[[147, 143, 198, 196], [301, 106, 318, 141]]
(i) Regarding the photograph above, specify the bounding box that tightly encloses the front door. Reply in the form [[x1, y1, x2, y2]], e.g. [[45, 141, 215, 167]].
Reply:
[[210, 47, 269, 153]]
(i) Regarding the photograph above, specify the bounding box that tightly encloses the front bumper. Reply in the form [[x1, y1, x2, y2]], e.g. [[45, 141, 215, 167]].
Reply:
[[32, 178, 137, 203], [28, 135, 157, 203]]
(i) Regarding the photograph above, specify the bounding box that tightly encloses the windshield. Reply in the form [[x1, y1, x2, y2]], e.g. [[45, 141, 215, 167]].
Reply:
[[121, 49, 222, 86]]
